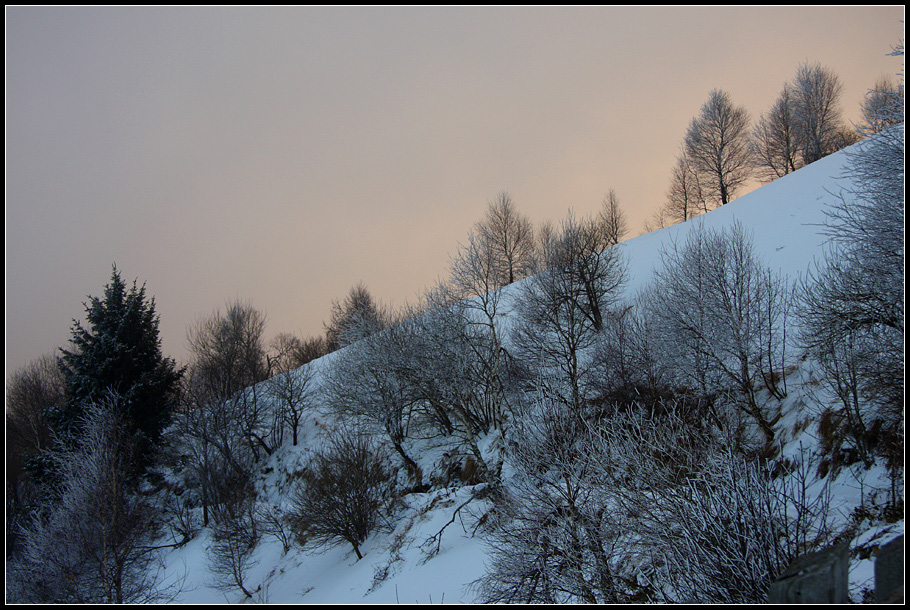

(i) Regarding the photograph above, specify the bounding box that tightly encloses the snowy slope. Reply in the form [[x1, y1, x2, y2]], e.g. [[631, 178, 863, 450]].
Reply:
[[619, 148, 849, 296], [161, 142, 903, 604]]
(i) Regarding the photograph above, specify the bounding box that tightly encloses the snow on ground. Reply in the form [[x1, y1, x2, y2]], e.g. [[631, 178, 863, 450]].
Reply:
[[163, 141, 902, 603], [618, 146, 851, 297]]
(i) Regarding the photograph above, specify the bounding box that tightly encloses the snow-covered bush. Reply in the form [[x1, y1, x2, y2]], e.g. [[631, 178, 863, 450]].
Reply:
[[478, 398, 837, 604]]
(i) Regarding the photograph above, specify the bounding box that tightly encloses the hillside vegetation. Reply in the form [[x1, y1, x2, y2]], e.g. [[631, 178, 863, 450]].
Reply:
[[157, 128, 902, 603]]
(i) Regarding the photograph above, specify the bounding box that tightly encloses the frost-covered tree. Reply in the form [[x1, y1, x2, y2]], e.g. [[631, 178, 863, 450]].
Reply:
[[751, 83, 802, 182], [584, 407, 833, 604], [798, 43, 903, 469], [445, 223, 514, 442], [512, 212, 627, 413], [449, 228, 508, 323], [475, 191, 536, 285], [860, 74, 905, 135], [54, 266, 182, 474], [395, 284, 512, 482], [587, 289, 672, 401], [11, 401, 168, 603], [324, 282, 389, 351], [648, 221, 791, 441], [791, 62, 846, 165], [684, 89, 752, 206], [478, 400, 834, 604], [322, 317, 422, 477], [799, 120, 904, 464], [476, 401, 640, 603]]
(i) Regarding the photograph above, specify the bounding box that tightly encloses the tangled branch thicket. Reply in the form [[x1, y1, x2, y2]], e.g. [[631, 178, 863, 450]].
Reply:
[[475, 401, 834, 603]]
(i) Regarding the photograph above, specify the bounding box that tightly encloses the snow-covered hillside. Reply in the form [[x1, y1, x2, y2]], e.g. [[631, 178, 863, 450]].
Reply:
[[161, 141, 903, 604]]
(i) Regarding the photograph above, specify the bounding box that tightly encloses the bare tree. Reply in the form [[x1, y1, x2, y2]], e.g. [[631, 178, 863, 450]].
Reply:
[[512, 213, 627, 414], [450, 229, 507, 309], [171, 371, 258, 528], [234, 383, 283, 460], [532, 219, 558, 271], [598, 189, 629, 247], [791, 62, 846, 165], [255, 503, 295, 555], [289, 432, 394, 560], [6, 353, 64, 537], [6, 354, 63, 459], [268, 332, 305, 375], [187, 299, 269, 401], [475, 191, 536, 285], [300, 335, 330, 363], [208, 488, 260, 599], [649, 221, 790, 442], [860, 74, 905, 135], [751, 83, 802, 182], [662, 149, 710, 225], [265, 364, 315, 447], [548, 211, 626, 333], [684, 89, 752, 206], [641, 204, 670, 234]]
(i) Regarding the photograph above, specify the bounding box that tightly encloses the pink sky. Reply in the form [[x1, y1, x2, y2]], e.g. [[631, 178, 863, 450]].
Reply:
[[5, 6, 905, 375]]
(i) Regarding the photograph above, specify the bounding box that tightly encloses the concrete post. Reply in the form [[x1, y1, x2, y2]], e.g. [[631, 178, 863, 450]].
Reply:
[[875, 535, 903, 603], [768, 540, 850, 603]]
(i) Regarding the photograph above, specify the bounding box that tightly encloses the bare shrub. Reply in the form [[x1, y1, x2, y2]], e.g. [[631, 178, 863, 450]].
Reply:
[[256, 503, 295, 554], [289, 433, 394, 560], [209, 493, 260, 599], [265, 364, 316, 447]]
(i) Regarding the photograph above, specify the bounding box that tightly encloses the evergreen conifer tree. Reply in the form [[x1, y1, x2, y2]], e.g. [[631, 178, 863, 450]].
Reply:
[[53, 265, 182, 473]]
